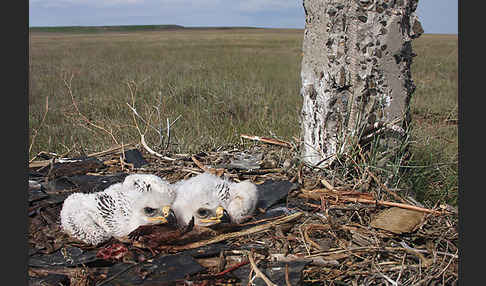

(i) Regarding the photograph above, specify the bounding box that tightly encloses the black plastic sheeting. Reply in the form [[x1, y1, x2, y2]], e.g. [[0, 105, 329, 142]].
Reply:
[[28, 154, 303, 285], [232, 260, 309, 286], [43, 173, 129, 194], [256, 180, 299, 211], [29, 273, 70, 286], [123, 149, 148, 168], [29, 247, 101, 268], [102, 252, 205, 286]]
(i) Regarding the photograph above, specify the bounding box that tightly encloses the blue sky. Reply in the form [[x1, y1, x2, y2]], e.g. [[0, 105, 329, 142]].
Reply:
[[29, 0, 458, 34]]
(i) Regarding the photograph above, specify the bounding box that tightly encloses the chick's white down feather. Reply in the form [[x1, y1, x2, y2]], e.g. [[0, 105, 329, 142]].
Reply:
[[60, 174, 176, 245], [172, 173, 259, 227]]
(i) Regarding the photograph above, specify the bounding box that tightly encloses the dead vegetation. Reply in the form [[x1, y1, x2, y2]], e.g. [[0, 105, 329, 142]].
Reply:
[[28, 139, 458, 285]]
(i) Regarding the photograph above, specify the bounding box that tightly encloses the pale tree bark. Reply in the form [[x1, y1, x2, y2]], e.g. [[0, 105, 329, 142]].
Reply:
[[300, 0, 423, 167]]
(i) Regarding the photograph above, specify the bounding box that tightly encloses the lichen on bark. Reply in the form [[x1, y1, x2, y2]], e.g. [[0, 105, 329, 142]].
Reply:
[[300, 0, 422, 167]]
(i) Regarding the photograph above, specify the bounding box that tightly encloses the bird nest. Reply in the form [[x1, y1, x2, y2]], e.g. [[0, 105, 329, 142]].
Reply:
[[28, 142, 458, 285]]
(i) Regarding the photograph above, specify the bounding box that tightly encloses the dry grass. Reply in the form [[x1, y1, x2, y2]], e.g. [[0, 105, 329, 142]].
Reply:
[[28, 28, 458, 206], [29, 29, 303, 155], [407, 34, 458, 205]]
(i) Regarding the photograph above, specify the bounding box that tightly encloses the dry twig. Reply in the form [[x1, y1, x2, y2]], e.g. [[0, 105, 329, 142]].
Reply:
[[29, 95, 49, 158], [191, 156, 210, 172], [63, 73, 119, 145], [88, 143, 135, 158], [170, 212, 303, 251], [270, 253, 339, 267], [240, 134, 292, 148], [248, 249, 276, 286], [303, 224, 331, 251], [366, 168, 407, 204], [214, 260, 249, 277], [141, 134, 176, 161], [341, 197, 444, 215], [126, 80, 179, 162], [285, 264, 292, 286], [191, 156, 225, 176], [29, 143, 135, 168], [320, 178, 335, 191]]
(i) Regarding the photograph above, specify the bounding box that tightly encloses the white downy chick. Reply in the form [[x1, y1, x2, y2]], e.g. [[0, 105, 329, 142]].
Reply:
[[172, 173, 259, 227], [60, 174, 176, 245]]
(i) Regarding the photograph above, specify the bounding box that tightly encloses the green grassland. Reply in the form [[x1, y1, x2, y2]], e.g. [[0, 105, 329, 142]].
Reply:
[[28, 27, 458, 206]]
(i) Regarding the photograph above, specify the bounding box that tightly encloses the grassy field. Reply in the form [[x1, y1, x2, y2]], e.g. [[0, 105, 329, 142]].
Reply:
[[28, 28, 458, 206], [406, 34, 458, 205]]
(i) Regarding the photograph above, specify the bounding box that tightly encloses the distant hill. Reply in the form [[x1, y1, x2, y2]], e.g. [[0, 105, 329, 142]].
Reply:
[[29, 25, 186, 33], [29, 25, 264, 33]]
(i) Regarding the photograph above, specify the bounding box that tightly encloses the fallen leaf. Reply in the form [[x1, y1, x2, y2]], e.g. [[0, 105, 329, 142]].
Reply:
[[370, 207, 424, 234]]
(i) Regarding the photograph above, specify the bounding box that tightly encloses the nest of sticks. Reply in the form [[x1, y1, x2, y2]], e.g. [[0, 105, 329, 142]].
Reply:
[[28, 140, 458, 285]]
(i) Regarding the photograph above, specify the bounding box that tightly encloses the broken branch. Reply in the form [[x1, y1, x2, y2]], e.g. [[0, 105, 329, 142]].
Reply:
[[127, 80, 180, 162], [191, 156, 225, 176], [29, 143, 135, 168], [191, 156, 209, 172], [214, 260, 249, 277], [240, 134, 292, 148], [248, 249, 277, 286], [270, 253, 339, 267], [341, 197, 444, 215], [141, 134, 176, 161], [171, 212, 303, 251]]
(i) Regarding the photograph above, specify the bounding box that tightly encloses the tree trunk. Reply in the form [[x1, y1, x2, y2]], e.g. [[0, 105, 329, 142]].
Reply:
[[300, 0, 423, 167]]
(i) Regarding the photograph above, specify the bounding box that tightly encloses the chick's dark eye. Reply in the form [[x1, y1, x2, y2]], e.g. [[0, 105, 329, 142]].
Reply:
[[144, 207, 157, 215], [196, 208, 210, 218]]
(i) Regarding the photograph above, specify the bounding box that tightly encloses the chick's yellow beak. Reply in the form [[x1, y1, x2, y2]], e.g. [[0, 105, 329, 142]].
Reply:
[[200, 206, 231, 224], [147, 206, 177, 225]]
